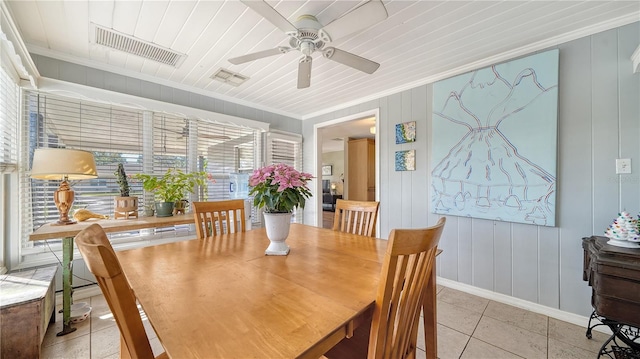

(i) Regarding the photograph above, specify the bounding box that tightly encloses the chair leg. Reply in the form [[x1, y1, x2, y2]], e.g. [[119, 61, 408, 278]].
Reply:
[[423, 267, 438, 359], [120, 335, 132, 359]]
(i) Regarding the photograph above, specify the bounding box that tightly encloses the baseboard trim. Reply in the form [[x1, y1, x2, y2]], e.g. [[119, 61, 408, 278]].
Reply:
[[436, 277, 612, 335]]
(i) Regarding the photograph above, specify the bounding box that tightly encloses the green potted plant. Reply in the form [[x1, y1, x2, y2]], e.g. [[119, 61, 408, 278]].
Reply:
[[114, 163, 138, 219], [133, 168, 212, 217]]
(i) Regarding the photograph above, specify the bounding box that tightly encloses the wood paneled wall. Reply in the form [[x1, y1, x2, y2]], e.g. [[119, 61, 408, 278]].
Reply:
[[303, 22, 639, 317]]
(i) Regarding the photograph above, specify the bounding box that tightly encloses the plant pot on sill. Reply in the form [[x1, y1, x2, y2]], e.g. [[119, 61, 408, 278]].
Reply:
[[114, 196, 138, 219], [173, 199, 189, 215], [155, 202, 175, 217], [143, 206, 155, 217]]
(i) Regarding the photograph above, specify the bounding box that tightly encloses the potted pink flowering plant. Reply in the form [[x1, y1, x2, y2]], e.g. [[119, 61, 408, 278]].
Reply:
[[249, 163, 313, 255], [249, 163, 313, 213]]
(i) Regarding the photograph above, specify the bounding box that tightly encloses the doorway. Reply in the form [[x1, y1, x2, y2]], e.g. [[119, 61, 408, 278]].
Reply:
[[313, 109, 379, 228]]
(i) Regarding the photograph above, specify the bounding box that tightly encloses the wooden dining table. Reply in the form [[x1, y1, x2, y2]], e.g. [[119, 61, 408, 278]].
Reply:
[[117, 224, 441, 358], [117, 224, 384, 358]]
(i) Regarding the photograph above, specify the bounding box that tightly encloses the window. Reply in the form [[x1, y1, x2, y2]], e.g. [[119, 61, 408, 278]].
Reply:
[[263, 131, 303, 224], [0, 63, 20, 272], [20, 91, 261, 254], [0, 69, 19, 171]]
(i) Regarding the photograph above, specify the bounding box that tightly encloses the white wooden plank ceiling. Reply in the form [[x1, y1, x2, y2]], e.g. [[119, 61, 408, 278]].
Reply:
[[4, 0, 639, 120]]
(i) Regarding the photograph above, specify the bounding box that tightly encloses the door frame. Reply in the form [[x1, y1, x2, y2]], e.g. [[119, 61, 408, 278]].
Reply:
[[312, 108, 380, 229]]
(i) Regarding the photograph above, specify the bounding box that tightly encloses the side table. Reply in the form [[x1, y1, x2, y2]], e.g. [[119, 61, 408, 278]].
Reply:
[[29, 214, 196, 335], [582, 236, 640, 358]]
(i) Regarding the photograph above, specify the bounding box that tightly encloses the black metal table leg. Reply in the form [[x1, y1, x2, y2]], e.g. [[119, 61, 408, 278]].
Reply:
[[586, 311, 640, 359]]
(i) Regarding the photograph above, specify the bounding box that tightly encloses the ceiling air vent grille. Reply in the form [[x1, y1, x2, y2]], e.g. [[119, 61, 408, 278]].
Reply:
[[92, 24, 186, 67], [211, 68, 249, 86]]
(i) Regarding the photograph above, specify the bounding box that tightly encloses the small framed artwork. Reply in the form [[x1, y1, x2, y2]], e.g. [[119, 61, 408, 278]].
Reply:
[[396, 121, 416, 144], [322, 165, 332, 176], [395, 150, 416, 171]]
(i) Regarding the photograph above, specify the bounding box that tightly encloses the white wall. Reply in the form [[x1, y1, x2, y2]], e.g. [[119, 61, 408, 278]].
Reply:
[[302, 22, 640, 317]]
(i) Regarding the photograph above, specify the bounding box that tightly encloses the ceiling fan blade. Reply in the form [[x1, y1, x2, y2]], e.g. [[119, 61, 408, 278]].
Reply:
[[297, 56, 312, 89], [240, 0, 298, 34], [229, 47, 291, 65], [323, 47, 380, 74], [318, 0, 388, 43]]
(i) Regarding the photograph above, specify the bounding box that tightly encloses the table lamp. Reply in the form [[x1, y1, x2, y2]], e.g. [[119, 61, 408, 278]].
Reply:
[[31, 148, 98, 225], [330, 182, 337, 194]]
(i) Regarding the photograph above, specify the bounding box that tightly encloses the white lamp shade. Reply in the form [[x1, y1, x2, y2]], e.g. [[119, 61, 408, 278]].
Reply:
[[31, 148, 98, 180]]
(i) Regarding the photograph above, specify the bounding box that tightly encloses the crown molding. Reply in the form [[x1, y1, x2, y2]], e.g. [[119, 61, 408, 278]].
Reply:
[[0, 1, 39, 87]]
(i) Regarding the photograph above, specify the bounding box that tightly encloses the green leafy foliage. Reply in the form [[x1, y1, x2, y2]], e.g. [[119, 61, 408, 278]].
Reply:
[[132, 168, 212, 203]]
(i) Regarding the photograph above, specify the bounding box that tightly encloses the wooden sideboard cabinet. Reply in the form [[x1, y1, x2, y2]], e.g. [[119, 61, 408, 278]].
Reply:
[[582, 236, 640, 327], [347, 138, 375, 201]]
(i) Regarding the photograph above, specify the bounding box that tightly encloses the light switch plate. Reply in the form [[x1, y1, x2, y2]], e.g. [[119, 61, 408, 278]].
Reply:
[[616, 158, 632, 174]]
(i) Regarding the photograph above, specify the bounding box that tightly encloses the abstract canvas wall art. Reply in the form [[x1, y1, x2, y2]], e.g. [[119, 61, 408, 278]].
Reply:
[[395, 121, 416, 144], [431, 49, 558, 226], [395, 150, 415, 171]]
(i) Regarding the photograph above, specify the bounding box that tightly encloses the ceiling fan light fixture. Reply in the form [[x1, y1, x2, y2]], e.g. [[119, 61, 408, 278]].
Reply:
[[294, 15, 322, 31], [300, 42, 315, 56]]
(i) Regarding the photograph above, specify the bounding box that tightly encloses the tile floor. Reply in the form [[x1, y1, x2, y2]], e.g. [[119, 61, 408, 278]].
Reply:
[[41, 286, 611, 359]]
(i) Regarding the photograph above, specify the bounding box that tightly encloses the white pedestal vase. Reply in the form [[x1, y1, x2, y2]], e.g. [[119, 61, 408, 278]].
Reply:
[[263, 212, 292, 256]]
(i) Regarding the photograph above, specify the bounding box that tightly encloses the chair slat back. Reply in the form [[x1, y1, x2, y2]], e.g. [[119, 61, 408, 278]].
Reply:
[[368, 217, 446, 359], [332, 199, 380, 237], [74, 223, 156, 359], [192, 200, 246, 238]]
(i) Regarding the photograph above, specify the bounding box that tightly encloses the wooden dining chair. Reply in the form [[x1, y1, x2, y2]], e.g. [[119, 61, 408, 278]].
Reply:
[[192, 199, 246, 238], [74, 223, 168, 359], [324, 217, 446, 359], [332, 199, 380, 237]]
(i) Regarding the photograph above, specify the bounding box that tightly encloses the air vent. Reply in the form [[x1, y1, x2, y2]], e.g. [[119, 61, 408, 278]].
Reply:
[[91, 24, 187, 67], [211, 68, 249, 86]]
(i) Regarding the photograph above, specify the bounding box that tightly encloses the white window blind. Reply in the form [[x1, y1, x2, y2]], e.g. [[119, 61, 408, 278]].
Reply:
[[263, 131, 304, 224], [20, 91, 261, 251], [0, 65, 19, 172], [197, 118, 258, 202], [0, 63, 20, 272]]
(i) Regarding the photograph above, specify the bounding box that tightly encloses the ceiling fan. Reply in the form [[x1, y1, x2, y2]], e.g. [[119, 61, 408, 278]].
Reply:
[[229, 0, 388, 89]]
